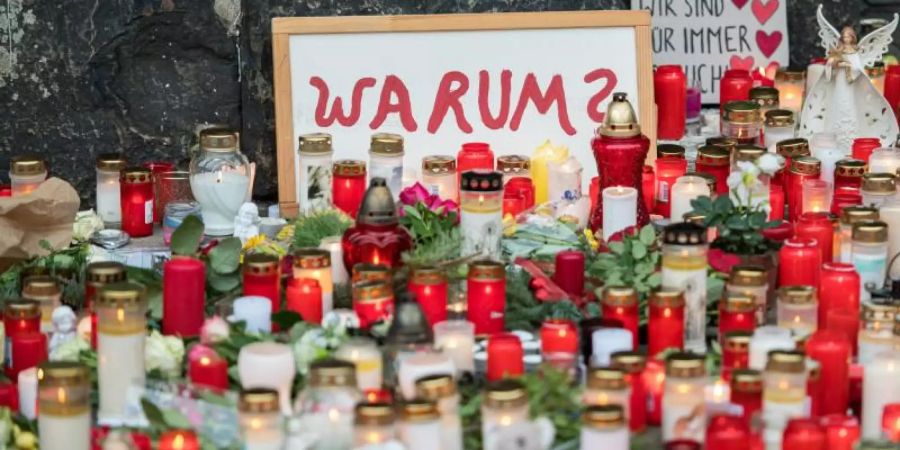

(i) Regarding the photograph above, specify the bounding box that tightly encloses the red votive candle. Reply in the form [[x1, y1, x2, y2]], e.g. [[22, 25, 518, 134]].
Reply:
[[142, 161, 175, 224], [654, 157, 688, 218], [852, 138, 882, 164], [332, 160, 367, 218], [722, 331, 751, 381], [611, 351, 647, 433], [505, 177, 535, 211], [825, 308, 860, 356], [407, 267, 447, 327], [162, 256, 205, 337], [643, 359, 666, 426], [0, 381, 16, 412], [664, 441, 701, 450], [831, 187, 862, 216], [0, 185, 10, 197], [456, 142, 495, 188], [706, 414, 751, 450], [189, 350, 229, 391], [8, 332, 47, 380], [848, 363, 863, 418], [696, 146, 731, 195], [467, 260, 506, 335], [882, 403, 900, 442], [795, 212, 834, 264], [159, 430, 200, 450], [553, 250, 585, 298], [779, 237, 821, 287], [242, 254, 281, 315], [3, 299, 41, 340], [539, 319, 578, 355], [502, 193, 526, 217], [486, 333, 523, 381], [783, 418, 826, 450], [886, 66, 900, 122], [655, 65, 687, 140], [818, 262, 860, 334], [719, 292, 756, 341], [720, 69, 754, 115], [286, 278, 322, 324], [821, 415, 859, 450], [730, 369, 762, 428], [642, 165, 656, 212], [648, 289, 685, 357], [120, 167, 154, 238], [770, 183, 785, 220], [761, 220, 794, 244], [601, 286, 639, 348], [805, 330, 850, 417], [352, 280, 394, 330], [834, 159, 866, 191], [787, 157, 822, 222]]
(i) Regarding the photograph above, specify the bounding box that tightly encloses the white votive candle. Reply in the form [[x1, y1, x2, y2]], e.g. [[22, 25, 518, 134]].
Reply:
[[398, 353, 455, 400], [230, 296, 272, 334], [862, 349, 900, 439], [579, 405, 629, 450], [18, 367, 38, 420], [96, 282, 147, 426], [38, 361, 91, 450], [238, 342, 296, 415], [398, 400, 442, 450], [601, 186, 638, 241], [239, 388, 284, 450], [869, 148, 900, 175], [670, 176, 710, 223], [334, 337, 383, 391], [591, 328, 633, 367], [749, 326, 795, 370], [433, 320, 475, 376]]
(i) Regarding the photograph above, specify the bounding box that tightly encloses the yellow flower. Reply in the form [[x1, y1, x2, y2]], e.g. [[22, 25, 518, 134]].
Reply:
[[15, 431, 36, 449], [503, 214, 517, 236], [243, 234, 268, 251], [583, 229, 599, 251], [277, 224, 295, 242]]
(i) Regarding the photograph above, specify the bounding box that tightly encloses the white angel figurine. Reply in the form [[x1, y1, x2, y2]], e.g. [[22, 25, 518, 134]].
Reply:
[[800, 5, 899, 152]]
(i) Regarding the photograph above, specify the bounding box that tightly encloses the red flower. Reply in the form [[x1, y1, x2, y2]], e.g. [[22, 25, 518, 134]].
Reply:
[[607, 226, 638, 243], [708, 248, 742, 274]]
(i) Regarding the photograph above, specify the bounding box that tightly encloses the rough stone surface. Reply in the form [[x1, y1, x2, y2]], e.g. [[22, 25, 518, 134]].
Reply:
[[1, 0, 897, 205]]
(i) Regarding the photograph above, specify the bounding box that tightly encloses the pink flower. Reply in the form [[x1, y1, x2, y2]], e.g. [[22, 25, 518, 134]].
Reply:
[[399, 183, 430, 206], [200, 315, 230, 344], [708, 248, 742, 274], [188, 343, 219, 361]]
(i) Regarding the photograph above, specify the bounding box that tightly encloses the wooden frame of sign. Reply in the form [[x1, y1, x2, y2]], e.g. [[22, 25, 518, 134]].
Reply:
[[271, 10, 655, 218]]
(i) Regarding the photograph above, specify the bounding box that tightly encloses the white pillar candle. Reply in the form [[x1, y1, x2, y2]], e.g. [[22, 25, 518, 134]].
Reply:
[[38, 362, 91, 450], [318, 236, 349, 286], [368, 133, 405, 199], [433, 320, 475, 376], [334, 337, 383, 391], [878, 200, 900, 279], [297, 133, 333, 213], [869, 148, 900, 175], [96, 283, 147, 426], [18, 367, 38, 420], [230, 296, 272, 334], [547, 156, 583, 203], [190, 170, 251, 236], [601, 186, 638, 241], [460, 172, 503, 256], [810, 133, 844, 184], [670, 176, 710, 223], [415, 375, 463, 450], [397, 353, 455, 400], [238, 342, 296, 416], [749, 326, 795, 370], [862, 349, 900, 439], [96, 159, 123, 226], [591, 328, 633, 367]]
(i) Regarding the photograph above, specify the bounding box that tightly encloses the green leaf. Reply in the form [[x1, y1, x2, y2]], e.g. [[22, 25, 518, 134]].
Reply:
[[631, 241, 647, 259], [646, 272, 662, 287], [140, 398, 166, 428], [713, 195, 733, 214], [608, 241, 626, 255], [208, 271, 241, 293], [691, 195, 713, 211], [639, 225, 657, 246], [162, 408, 193, 428], [170, 215, 204, 256], [209, 238, 242, 274], [272, 310, 303, 330]]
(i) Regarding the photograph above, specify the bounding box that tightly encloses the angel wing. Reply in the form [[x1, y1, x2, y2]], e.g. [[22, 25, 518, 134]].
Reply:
[[816, 5, 841, 54], [858, 13, 899, 68]]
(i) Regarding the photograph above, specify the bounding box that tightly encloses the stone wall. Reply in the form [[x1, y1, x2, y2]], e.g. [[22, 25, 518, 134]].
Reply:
[[1, 0, 897, 205]]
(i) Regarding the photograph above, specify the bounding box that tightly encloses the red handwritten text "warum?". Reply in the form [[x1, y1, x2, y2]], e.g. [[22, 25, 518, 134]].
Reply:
[[309, 69, 618, 136]]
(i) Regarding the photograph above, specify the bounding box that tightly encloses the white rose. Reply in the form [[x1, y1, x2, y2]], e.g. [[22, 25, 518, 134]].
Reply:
[[756, 153, 783, 175], [292, 329, 325, 375], [50, 336, 90, 361], [200, 316, 230, 344], [72, 210, 104, 242], [145, 330, 185, 378]]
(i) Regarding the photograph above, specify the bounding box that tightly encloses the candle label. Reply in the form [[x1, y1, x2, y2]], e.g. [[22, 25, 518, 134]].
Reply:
[[851, 253, 886, 290], [658, 181, 670, 202], [662, 264, 707, 352], [662, 401, 705, 442], [484, 421, 544, 450], [304, 165, 332, 205], [144, 200, 154, 224]]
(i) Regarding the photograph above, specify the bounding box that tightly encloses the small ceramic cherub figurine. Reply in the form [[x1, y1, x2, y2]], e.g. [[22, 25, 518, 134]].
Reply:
[[49, 305, 77, 355], [233, 202, 260, 244]]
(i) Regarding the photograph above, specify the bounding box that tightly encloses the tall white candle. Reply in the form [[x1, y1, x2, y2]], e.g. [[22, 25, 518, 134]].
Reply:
[[670, 176, 710, 223], [398, 353, 455, 400], [661, 227, 709, 353], [190, 171, 251, 236], [238, 342, 296, 416], [334, 337, 383, 391], [862, 349, 900, 439], [749, 326, 795, 370], [18, 368, 37, 420], [591, 328, 633, 367], [415, 375, 463, 450], [460, 172, 503, 256], [38, 362, 91, 450], [96, 282, 147, 427], [433, 320, 475, 376], [601, 186, 637, 241], [230, 296, 272, 334]]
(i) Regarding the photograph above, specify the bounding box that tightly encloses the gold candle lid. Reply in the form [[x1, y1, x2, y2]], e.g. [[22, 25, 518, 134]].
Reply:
[[333, 159, 366, 177], [666, 352, 706, 378], [778, 285, 817, 304], [496, 155, 531, 174], [308, 359, 356, 388], [649, 289, 685, 308], [586, 367, 628, 390], [765, 350, 806, 373], [354, 402, 395, 426], [706, 136, 738, 152], [723, 330, 752, 352], [861, 173, 896, 193], [200, 128, 239, 152], [610, 351, 647, 373], [835, 159, 867, 178], [750, 86, 779, 101], [723, 101, 761, 123], [410, 266, 445, 286], [602, 286, 637, 307], [697, 146, 731, 167], [790, 156, 821, 175], [729, 265, 767, 287], [765, 109, 794, 127], [243, 254, 280, 276], [582, 405, 625, 429], [415, 374, 457, 400], [730, 369, 763, 392], [775, 68, 805, 81], [352, 263, 391, 283], [120, 167, 152, 184], [293, 249, 331, 269], [722, 292, 756, 312], [468, 260, 505, 280], [852, 220, 888, 243], [862, 301, 898, 323], [21, 276, 60, 298], [370, 133, 404, 156], [3, 299, 40, 319], [238, 388, 280, 413], [598, 93, 641, 137], [776, 138, 811, 159], [483, 379, 528, 408], [840, 206, 879, 225], [734, 145, 766, 163], [38, 361, 90, 385], [298, 133, 333, 155], [86, 261, 127, 284], [10, 155, 47, 176], [399, 399, 439, 422], [96, 153, 128, 171], [422, 155, 456, 174], [96, 281, 147, 307], [352, 280, 393, 304], [662, 222, 707, 245], [658, 144, 686, 159], [683, 211, 707, 226]]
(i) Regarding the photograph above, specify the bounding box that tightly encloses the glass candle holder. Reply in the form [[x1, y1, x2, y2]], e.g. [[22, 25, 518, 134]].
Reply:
[[531, 141, 568, 205], [648, 289, 686, 357], [481, 380, 529, 449], [353, 402, 396, 446], [775, 138, 811, 190], [662, 353, 708, 443], [460, 170, 503, 257], [655, 65, 687, 141], [415, 375, 463, 450], [242, 254, 280, 317], [458, 142, 495, 192], [397, 399, 441, 450], [351, 263, 391, 285], [775, 69, 805, 115], [838, 207, 878, 264], [783, 418, 826, 450], [496, 155, 530, 185], [433, 320, 475, 376], [580, 405, 630, 450], [293, 249, 334, 316], [722, 331, 752, 380], [776, 286, 818, 338], [486, 333, 523, 381], [297, 133, 333, 212], [95, 154, 126, 227], [238, 388, 283, 449], [796, 212, 835, 265], [158, 430, 199, 450], [869, 148, 900, 175], [764, 109, 796, 152], [610, 351, 647, 432], [583, 367, 630, 413], [722, 101, 762, 145], [333, 337, 382, 392], [547, 156, 583, 203], [162, 202, 200, 245], [706, 414, 751, 450], [368, 133, 404, 198], [601, 286, 639, 348], [655, 156, 688, 218], [119, 167, 154, 238], [9, 154, 47, 196], [142, 161, 174, 224], [862, 350, 900, 440], [859, 302, 898, 365], [762, 350, 808, 449], [861, 173, 897, 208], [332, 160, 367, 218], [779, 237, 821, 288], [539, 319, 578, 373], [802, 179, 833, 215], [189, 129, 251, 236], [407, 266, 447, 327], [749, 86, 779, 117], [21, 276, 61, 333], [294, 359, 359, 447], [834, 159, 865, 191], [720, 69, 754, 114], [882, 403, 900, 443], [37, 361, 91, 450], [96, 282, 147, 425], [695, 146, 730, 196], [719, 293, 756, 341], [805, 329, 851, 417], [352, 280, 394, 330], [84, 261, 126, 311], [851, 221, 889, 301], [504, 177, 535, 213], [670, 176, 710, 225], [730, 369, 762, 428], [658, 143, 686, 160], [727, 265, 770, 326], [749, 326, 795, 370], [421, 156, 457, 203], [155, 171, 193, 227], [662, 223, 708, 353], [466, 259, 505, 336], [786, 156, 821, 222]]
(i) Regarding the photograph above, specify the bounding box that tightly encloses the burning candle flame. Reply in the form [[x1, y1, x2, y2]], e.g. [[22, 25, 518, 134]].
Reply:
[[57, 387, 66, 404], [200, 357, 210, 366], [173, 434, 185, 450], [116, 308, 125, 322]]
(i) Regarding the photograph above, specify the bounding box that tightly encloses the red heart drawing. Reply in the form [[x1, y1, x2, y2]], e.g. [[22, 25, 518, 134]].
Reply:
[[756, 30, 782, 58], [751, 0, 779, 25], [730, 55, 755, 71], [732, 0, 750, 9]]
